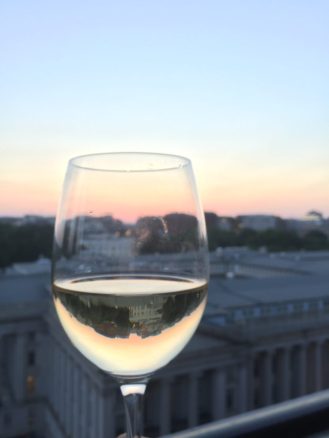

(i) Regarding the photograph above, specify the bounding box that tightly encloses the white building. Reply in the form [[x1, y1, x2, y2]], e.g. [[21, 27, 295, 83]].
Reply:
[[1, 251, 329, 436], [82, 234, 134, 262], [285, 211, 329, 236], [238, 215, 281, 231]]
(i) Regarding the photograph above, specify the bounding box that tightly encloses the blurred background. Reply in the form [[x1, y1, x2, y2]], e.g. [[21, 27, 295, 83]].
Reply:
[[0, 1, 329, 437], [1, 0, 328, 218]]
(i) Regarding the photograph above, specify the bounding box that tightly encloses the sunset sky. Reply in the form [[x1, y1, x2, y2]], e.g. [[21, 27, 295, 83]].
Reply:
[[1, 0, 328, 219]]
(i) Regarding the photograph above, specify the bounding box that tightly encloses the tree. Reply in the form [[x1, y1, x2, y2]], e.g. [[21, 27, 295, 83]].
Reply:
[[0, 223, 14, 270], [303, 230, 329, 250], [0, 222, 54, 270]]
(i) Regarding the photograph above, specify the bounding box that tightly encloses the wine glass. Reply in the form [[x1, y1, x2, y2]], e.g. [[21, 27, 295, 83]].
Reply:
[[52, 152, 209, 437]]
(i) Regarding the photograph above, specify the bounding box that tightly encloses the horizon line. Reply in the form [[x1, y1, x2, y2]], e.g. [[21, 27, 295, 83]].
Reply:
[[0, 210, 327, 221]]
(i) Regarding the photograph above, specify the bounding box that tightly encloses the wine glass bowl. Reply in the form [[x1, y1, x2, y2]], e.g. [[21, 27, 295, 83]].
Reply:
[[52, 152, 209, 437]]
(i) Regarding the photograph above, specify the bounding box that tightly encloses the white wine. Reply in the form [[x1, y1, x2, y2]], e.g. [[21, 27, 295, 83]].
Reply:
[[53, 275, 207, 377]]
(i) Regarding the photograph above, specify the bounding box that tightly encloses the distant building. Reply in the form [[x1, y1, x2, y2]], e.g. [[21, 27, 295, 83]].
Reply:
[[217, 217, 235, 232], [205, 213, 235, 232], [237, 215, 282, 231], [285, 211, 328, 236], [82, 234, 134, 262], [6, 257, 51, 276], [1, 252, 329, 437], [14, 215, 55, 226], [0, 215, 53, 226]]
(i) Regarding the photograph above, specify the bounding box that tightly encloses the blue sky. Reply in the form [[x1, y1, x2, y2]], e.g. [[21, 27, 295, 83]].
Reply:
[[0, 0, 328, 217]]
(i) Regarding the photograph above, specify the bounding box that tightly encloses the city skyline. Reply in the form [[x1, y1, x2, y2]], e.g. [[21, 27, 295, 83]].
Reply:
[[1, 1, 328, 218], [0, 210, 327, 221]]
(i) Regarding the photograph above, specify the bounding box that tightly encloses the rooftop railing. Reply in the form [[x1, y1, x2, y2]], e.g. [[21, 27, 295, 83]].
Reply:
[[162, 389, 329, 438]]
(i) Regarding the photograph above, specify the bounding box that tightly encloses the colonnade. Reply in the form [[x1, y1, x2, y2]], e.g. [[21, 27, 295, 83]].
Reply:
[[48, 339, 116, 438], [3, 330, 329, 437]]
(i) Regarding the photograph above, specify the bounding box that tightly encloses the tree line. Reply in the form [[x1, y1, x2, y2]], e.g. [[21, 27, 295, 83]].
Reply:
[[205, 215, 329, 252], [0, 222, 53, 270], [0, 216, 328, 270]]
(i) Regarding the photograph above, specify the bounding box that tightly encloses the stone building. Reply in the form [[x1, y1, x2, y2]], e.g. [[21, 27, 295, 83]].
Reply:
[[1, 251, 329, 437]]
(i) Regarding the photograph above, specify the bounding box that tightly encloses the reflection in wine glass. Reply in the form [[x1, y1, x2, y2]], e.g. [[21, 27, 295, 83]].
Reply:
[[52, 153, 209, 437]]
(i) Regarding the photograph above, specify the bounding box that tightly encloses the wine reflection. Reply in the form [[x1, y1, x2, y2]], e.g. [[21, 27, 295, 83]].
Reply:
[[53, 280, 207, 339]]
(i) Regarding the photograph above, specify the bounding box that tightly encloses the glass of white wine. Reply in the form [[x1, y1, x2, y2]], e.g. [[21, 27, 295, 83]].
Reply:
[[52, 152, 209, 437]]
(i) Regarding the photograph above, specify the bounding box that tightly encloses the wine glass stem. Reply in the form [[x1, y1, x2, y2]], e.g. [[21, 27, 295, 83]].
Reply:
[[120, 383, 146, 438]]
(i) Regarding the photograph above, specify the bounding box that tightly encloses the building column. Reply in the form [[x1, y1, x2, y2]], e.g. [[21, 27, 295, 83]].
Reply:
[[89, 385, 98, 438], [0, 335, 3, 395], [212, 368, 226, 420], [159, 378, 171, 435], [63, 353, 70, 435], [98, 387, 116, 438], [13, 334, 27, 401], [322, 341, 329, 389], [73, 367, 81, 438], [54, 346, 61, 417], [261, 350, 272, 406], [80, 375, 88, 438], [278, 347, 290, 402], [52, 343, 58, 413], [58, 348, 65, 423], [66, 357, 74, 437], [47, 342, 56, 411], [188, 372, 199, 428], [315, 341, 323, 391], [85, 379, 94, 438], [237, 364, 248, 413], [297, 344, 306, 396], [247, 358, 255, 410]]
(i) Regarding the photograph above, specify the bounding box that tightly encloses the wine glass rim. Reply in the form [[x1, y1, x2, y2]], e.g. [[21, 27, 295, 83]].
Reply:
[[68, 152, 191, 173]]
